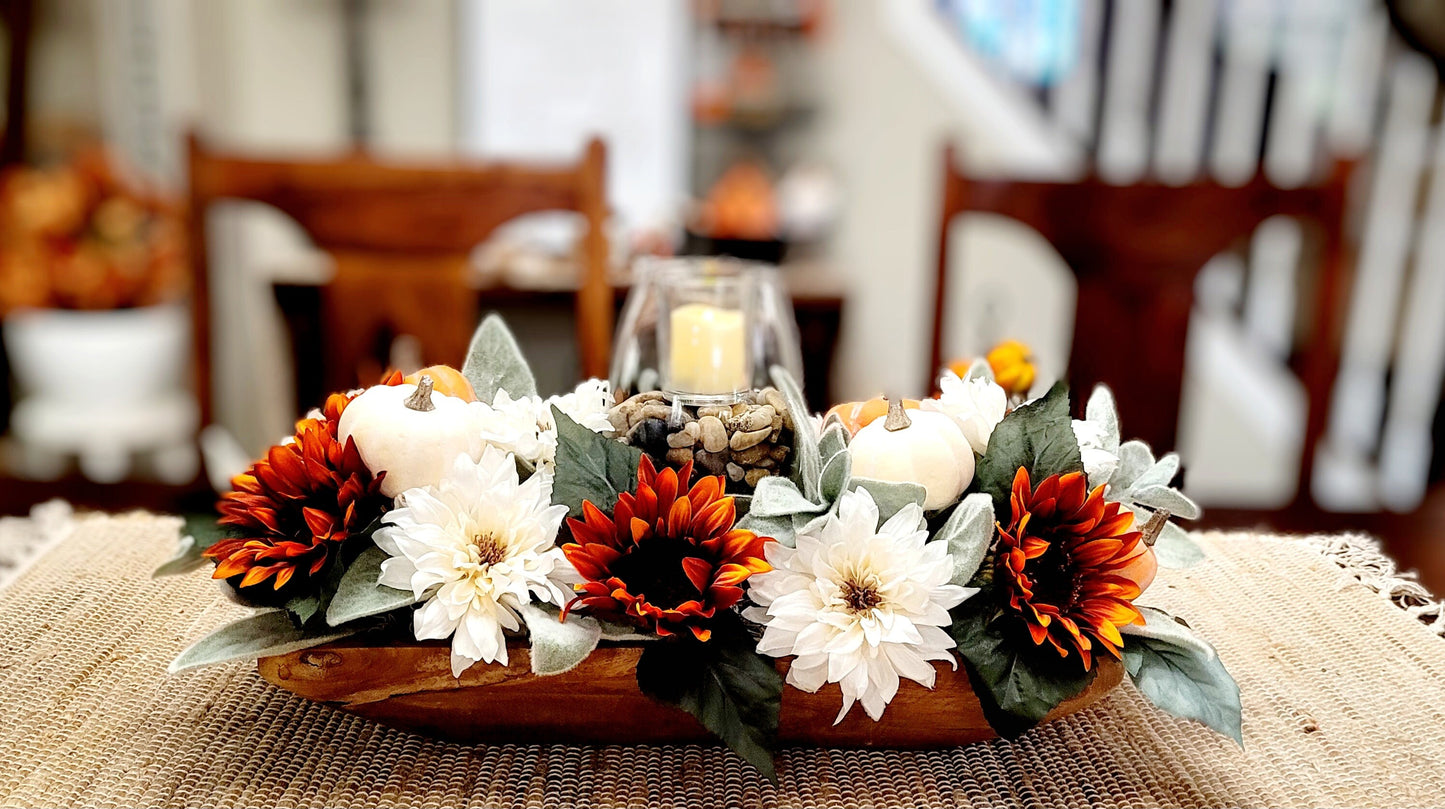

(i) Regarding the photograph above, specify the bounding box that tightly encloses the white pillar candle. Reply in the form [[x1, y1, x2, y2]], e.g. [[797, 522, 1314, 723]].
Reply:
[[668, 302, 748, 396]]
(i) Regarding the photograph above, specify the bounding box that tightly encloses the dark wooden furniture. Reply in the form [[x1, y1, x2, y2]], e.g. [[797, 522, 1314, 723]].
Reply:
[[927, 145, 1352, 507], [258, 639, 1121, 747], [187, 134, 612, 426], [1, 0, 31, 167]]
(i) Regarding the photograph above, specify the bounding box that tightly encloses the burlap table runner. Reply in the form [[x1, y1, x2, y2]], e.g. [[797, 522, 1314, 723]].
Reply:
[[1, 514, 1443, 808]]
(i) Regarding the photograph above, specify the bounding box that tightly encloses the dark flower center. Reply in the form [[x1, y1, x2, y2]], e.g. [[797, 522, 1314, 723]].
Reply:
[[608, 536, 708, 609], [841, 578, 883, 614], [472, 532, 508, 566], [1023, 534, 1081, 608]]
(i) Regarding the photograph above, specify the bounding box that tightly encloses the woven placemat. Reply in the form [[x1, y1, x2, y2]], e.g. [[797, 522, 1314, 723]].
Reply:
[[1, 515, 1443, 808]]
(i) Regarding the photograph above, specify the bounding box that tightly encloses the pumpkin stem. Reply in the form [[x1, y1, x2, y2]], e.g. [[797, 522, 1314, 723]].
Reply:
[[883, 397, 912, 431], [1139, 509, 1170, 547], [405, 375, 437, 412]]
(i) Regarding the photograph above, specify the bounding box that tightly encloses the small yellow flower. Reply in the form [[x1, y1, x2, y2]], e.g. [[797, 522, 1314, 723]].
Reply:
[[986, 340, 1036, 398]]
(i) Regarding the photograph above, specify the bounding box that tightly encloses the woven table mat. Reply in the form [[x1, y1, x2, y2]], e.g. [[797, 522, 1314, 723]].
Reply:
[[2, 515, 1444, 808]]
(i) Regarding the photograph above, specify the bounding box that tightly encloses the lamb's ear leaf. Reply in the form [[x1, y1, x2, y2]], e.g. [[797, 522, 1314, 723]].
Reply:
[[153, 515, 241, 577], [935, 492, 995, 586], [518, 603, 602, 676], [462, 313, 537, 401], [818, 421, 850, 467], [1133, 452, 1181, 489], [771, 365, 821, 501], [1122, 608, 1243, 746], [736, 513, 797, 548], [1150, 519, 1206, 568], [1084, 384, 1120, 452], [819, 448, 852, 503], [169, 611, 355, 673], [746, 476, 823, 519], [325, 547, 418, 627], [964, 359, 995, 383], [1112, 441, 1156, 488], [1130, 484, 1202, 520], [849, 477, 927, 524]]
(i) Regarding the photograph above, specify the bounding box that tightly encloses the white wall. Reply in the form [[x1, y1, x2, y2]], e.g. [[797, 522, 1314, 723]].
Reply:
[[180, 0, 458, 452], [809, 0, 1077, 400]]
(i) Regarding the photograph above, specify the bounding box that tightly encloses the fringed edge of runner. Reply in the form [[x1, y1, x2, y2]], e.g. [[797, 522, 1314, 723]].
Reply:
[[1302, 533, 1445, 637]]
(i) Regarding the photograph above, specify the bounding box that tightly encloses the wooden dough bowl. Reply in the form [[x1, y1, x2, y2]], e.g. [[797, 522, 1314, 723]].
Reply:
[[258, 640, 1122, 748]]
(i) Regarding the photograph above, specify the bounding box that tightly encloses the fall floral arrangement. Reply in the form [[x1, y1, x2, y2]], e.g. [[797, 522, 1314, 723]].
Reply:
[[0, 148, 186, 314], [161, 316, 1240, 779]]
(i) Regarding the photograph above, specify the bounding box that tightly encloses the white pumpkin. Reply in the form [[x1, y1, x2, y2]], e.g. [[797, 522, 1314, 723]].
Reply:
[[848, 398, 975, 510], [338, 375, 487, 498]]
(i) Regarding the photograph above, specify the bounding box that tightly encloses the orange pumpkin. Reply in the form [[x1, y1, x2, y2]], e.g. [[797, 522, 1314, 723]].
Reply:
[[825, 396, 921, 434], [404, 365, 477, 402], [1118, 539, 1158, 594]]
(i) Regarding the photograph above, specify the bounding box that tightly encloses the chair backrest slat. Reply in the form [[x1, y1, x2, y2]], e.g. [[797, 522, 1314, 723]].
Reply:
[[187, 134, 612, 425]]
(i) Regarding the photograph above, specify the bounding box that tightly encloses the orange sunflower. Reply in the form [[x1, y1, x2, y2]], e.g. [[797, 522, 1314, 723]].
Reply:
[[205, 392, 387, 595], [562, 456, 771, 641], [995, 467, 1151, 670]]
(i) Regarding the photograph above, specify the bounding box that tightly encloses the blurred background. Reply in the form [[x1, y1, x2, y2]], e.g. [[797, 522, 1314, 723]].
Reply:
[[1, 0, 1444, 589]]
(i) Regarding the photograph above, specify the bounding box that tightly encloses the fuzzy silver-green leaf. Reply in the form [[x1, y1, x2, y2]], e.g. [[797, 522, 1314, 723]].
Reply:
[[462, 313, 537, 401], [325, 546, 418, 627], [936, 493, 995, 586], [169, 611, 355, 673], [519, 603, 602, 676]]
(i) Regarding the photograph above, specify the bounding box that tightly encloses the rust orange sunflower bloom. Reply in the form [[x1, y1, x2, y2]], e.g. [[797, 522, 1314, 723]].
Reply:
[[561, 455, 772, 641], [995, 467, 1149, 671], [206, 392, 387, 595]]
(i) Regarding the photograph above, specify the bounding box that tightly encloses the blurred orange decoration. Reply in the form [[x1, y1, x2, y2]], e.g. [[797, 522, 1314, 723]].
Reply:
[[697, 160, 779, 241], [947, 339, 1038, 398], [0, 148, 187, 315]]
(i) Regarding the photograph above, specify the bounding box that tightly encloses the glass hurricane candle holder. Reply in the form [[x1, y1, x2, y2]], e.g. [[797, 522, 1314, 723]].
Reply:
[[610, 257, 803, 404]]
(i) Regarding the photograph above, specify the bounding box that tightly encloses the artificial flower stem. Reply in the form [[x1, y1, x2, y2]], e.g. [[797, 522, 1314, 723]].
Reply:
[[405, 375, 436, 412]]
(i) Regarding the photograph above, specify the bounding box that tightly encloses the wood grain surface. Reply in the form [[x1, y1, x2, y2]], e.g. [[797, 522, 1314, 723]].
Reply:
[[258, 640, 1123, 747]]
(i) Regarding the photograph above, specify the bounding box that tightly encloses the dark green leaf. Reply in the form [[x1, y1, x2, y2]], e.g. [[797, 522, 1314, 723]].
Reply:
[[636, 617, 781, 781], [326, 546, 418, 627], [1122, 611, 1242, 745], [951, 601, 1097, 738], [169, 610, 356, 673], [975, 382, 1083, 517], [152, 514, 242, 578], [551, 405, 645, 518], [462, 313, 537, 401]]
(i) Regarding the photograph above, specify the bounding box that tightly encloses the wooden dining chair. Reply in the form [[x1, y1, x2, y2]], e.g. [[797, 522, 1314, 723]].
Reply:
[[186, 133, 611, 426], [926, 144, 1352, 506]]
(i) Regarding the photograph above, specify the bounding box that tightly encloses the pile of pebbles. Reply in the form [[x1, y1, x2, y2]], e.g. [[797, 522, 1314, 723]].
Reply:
[[609, 388, 795, 489]]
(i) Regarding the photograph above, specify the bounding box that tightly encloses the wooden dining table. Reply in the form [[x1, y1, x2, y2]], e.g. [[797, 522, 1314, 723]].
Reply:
[[1, 512, 1443, 808]]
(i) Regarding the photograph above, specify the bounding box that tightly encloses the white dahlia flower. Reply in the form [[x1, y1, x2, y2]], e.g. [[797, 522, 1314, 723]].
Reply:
[[374, 447, 574, 677], [921, 370, 1007, 455], [745, 488, 976, 722], [476, 379, 614, 468]]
